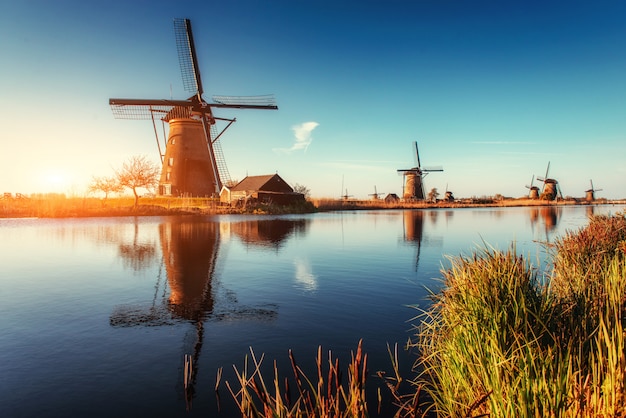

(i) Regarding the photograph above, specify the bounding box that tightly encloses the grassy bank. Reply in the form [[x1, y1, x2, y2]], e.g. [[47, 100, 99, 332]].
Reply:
[[223, 213, 626, 417], [0, 195, 316, 218], [414, 212, 626, 417]]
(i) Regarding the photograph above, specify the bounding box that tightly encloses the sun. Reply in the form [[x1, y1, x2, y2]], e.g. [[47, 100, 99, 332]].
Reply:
[[39, 169, 72, 193]]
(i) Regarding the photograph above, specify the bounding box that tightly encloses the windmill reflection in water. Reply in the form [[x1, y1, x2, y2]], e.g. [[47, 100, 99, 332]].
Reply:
[[401, 210, 443, 272], [109, 218, 308, 410], [528, 205, 563, 242]]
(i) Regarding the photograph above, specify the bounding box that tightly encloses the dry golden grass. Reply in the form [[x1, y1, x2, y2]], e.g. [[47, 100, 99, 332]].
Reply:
[[1, 194, 620, 218], [0, 195, 316, 218]]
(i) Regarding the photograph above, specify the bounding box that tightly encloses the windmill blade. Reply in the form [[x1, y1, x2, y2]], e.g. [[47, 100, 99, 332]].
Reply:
[[414, 141, 422, 168], [109, 100, 188, 120], [174, 18, 204, 97], [544, 162, 551, 181], [422, 166, 443, 172], [537, 162, 550, 192], [213, 95, 277, 109], [590, 180, 603, 193]]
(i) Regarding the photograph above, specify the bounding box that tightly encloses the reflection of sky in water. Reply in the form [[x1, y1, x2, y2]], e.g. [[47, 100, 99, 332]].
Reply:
[[2, 205, 626, 417]]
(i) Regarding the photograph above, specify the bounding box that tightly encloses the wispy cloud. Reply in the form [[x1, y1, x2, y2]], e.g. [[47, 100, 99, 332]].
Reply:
[[471, 141, 536, 145], [273, 121, 319, 154]]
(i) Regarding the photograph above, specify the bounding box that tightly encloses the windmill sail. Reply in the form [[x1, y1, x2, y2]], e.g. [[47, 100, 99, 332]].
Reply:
[[174, 18, 204, 96]]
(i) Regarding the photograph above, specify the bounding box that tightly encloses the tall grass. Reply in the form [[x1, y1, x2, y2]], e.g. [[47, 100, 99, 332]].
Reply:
[[224, 341, 370, 418], [413, 213, 626, 417]]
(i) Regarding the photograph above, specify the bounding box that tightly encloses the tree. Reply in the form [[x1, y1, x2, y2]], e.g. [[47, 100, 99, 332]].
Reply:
[[88, 175, 123, 205], [427, 187, 439, 202], [115, 155, 160, 208], [293, 183, 311, 199]]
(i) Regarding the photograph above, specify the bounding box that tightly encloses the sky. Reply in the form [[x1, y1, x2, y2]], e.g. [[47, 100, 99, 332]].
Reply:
[[1, 0, 625, 200]]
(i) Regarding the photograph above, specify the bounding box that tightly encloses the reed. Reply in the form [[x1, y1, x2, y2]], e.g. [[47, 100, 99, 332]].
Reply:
[[224, 341, 372, 418], [412, 213, 626, 417]]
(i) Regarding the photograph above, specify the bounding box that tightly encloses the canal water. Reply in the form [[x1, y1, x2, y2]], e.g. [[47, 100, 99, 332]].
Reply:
[[1, 204, 624, 417]]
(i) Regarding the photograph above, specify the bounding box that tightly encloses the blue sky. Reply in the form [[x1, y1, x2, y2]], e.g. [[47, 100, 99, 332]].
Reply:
[[1, 0, 625, 199]]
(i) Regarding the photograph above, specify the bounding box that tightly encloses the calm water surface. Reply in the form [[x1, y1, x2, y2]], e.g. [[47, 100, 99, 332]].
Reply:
[[1, 205, 624, 417]]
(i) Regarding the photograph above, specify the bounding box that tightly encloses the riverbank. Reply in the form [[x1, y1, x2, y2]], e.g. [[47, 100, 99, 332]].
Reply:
[[0, 195, 314, 218], [1, 194, 624, 218], [224, 211, 626, 417]]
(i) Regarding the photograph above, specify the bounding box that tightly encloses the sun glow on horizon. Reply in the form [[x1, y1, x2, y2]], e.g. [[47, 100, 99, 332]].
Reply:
[[37, 169, 74, 194]]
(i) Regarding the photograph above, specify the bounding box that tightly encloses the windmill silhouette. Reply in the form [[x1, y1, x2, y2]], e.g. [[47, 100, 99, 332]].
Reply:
[[109, 18, 278, 197], [368, 185, 384, 200], [397, 141, 443, 200], [525, 175, 540, 199], [444, 183, 455, 202], [536, 162, 563, 201], [585, 179, 603, 202]]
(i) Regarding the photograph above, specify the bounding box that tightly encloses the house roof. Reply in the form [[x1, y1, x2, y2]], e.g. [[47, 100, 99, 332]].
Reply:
[[230, 174, 290, 192]]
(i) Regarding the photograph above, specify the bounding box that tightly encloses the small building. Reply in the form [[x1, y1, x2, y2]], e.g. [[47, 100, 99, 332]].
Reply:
[[220, 174, 305, 206], [384, 193, 400, 203]]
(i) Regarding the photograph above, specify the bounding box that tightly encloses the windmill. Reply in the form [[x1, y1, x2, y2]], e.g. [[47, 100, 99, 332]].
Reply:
[[397, 141, 443, 200], [585, 179, 603, 202], [340, 175, 353, 200], [444, 183, 455, 202], [536, 162, 563, 201], [109, 18, 278, 197], [368, 185, 384, 200], [525, 175, 540, 199]]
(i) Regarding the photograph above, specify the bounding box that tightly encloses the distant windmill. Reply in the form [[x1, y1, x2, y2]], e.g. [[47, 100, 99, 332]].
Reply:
[[397, 141, 443, 200], [368, 186, 384, 200], [444, 183, 455, 202], [585, 179, 603, 202], [340, 176, 353, 200], [525, 175, 540, 199], [109, 18, 278, 197], [536, 162, 563, 201]]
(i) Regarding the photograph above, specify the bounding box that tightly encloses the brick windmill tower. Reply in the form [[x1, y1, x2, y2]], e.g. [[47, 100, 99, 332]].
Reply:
[[537, 162, 563, 201], [109, 18, 278, 197], [397, 141, 443, 200]]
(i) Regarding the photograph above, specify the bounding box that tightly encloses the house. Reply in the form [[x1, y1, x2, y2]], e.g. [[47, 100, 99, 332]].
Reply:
[[384, 193, 400, 203], [220, 174, 305, 206]]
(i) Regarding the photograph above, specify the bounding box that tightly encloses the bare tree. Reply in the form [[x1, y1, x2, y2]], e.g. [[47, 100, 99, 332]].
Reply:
[[116, 155, 160, 208], [88, 175, 123, 205], [293, 183, 311, 199], [428, 187, 439, 202]]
